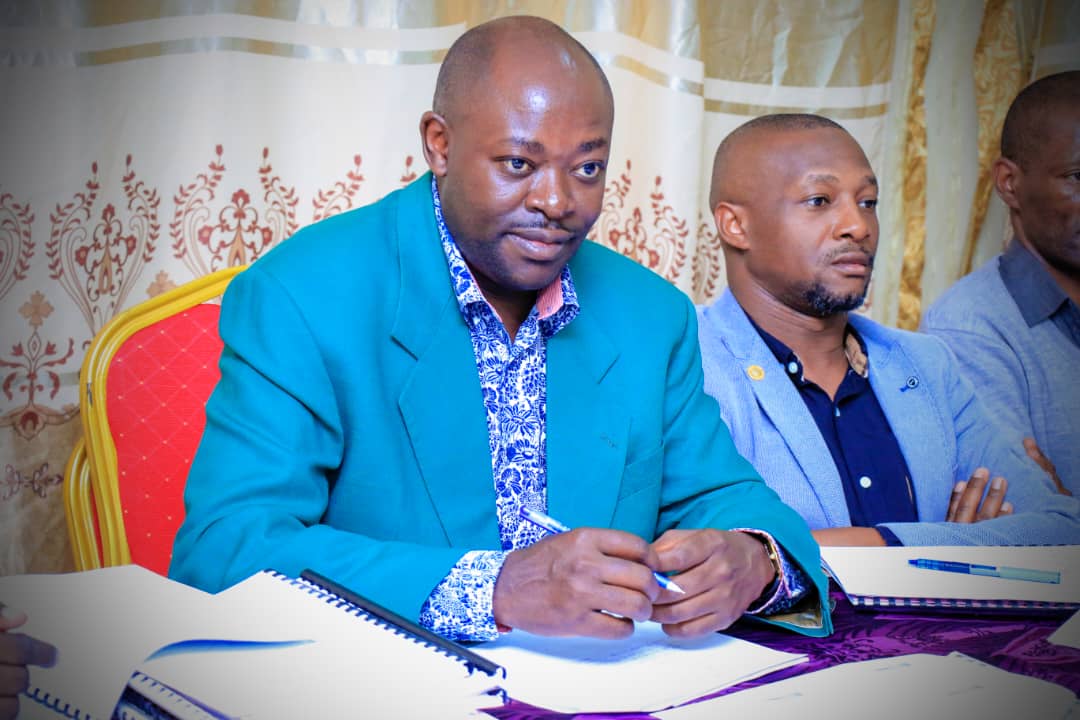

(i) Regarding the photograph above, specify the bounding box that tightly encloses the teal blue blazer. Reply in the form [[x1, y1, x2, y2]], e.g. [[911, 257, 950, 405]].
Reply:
[[170, 174, 830, 636]]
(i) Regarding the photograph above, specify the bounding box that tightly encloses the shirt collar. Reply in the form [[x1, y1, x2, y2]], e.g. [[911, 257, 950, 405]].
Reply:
[[429, 175, 579, 326], [752, 319, 870, 381], [999, 239, 1070, 327]]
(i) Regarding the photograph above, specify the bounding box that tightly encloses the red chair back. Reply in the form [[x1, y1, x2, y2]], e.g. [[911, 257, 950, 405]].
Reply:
[[104, 304, 223, 574]]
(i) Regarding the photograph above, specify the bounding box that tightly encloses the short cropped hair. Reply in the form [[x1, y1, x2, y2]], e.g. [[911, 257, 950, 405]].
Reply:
[[709, 113, 847, 208], [1000, 70, 1080, 168], [432, 16, 611, 121]]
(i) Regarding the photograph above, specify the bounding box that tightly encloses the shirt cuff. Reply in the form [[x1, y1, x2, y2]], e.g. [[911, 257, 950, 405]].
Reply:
[[732, 529, 811, 616], [418, 550, 508, 642], [876, 525, 905, 546]]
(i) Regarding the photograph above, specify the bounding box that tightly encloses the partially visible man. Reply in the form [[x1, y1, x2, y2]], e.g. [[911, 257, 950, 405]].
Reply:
[[0, 606, 57, 720], [923, 70, 1080, 498], [170, 17, 829, 643], [697, 113, 1080, 546]]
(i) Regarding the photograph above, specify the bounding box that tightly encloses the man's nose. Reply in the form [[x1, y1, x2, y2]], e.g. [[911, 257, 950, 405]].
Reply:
[[526, 168, 575, 220], [837, 198, 874, 243]]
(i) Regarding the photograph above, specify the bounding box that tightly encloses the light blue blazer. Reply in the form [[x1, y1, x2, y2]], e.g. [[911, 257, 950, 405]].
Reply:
[[170, 176, 829, 635], [697, 290, 1080, 545]]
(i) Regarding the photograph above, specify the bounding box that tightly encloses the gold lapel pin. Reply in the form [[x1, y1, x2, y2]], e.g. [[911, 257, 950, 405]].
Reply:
[[746, 365, 765, 381]]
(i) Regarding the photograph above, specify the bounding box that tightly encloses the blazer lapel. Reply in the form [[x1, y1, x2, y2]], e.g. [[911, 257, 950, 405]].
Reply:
[[854, 316, 954, 520], [545, 307, 629, 530], [717, 292, 850, 526], [391, 176, 501, 549]]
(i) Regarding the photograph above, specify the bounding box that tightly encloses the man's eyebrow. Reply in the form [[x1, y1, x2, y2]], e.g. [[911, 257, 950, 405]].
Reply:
[[505, 137, 546, 154], [501, 137, 609, 154], [805, 173, 840, 184], [578, 138, 608, 153], [803, 173, 879, 188]]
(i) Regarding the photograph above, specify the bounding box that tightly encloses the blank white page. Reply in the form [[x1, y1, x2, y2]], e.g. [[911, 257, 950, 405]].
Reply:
[[654, 652, 1077, 720], [137, 571, 502, 718], [1049, 610, 1080, 650], [0, 565, 216, 720], [476, 621, 806, 713]]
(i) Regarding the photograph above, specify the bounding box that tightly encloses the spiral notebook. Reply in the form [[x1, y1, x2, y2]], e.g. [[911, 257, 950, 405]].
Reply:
[[131, 569, 505, 719], [821, 545, 1080, 613], [0, 565, 505, 720]]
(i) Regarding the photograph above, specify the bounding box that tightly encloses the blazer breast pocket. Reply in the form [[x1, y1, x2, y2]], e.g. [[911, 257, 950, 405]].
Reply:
[[619, 445, 664, 500]]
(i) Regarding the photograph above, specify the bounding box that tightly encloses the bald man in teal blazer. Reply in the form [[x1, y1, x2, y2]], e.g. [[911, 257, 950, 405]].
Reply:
[[172, 17, 828, 643], [170, 173, 828, 636]]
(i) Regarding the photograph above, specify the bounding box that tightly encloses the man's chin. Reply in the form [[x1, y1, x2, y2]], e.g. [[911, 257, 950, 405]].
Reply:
[[515, 268, 565, 293], [801, 282, 868, 317]]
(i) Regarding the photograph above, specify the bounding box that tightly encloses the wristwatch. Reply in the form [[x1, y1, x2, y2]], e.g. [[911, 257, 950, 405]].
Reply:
[[744, 531, 782, 613], [758, 534, 782, 582]]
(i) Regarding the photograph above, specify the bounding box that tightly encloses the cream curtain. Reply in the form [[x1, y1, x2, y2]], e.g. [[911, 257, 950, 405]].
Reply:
[[1, 0, 1077, 575]]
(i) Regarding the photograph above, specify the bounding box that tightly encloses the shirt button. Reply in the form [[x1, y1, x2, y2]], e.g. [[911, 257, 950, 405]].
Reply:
[[859, 475, 873, 489], [787, 361, 799, 375]]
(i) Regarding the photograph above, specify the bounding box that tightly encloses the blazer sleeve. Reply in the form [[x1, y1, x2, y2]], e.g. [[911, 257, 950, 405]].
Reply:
[[169, 264, 466, 618], [878, 339, 1080, 546], [656, 299, 832, 636]]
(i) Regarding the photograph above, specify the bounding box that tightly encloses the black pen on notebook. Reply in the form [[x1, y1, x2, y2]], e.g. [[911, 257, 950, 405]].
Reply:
[[518, 506, 686, 594]]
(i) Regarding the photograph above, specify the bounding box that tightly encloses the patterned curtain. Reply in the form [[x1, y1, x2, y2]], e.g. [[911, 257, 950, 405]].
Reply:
[[1, 0, 1077, 575]]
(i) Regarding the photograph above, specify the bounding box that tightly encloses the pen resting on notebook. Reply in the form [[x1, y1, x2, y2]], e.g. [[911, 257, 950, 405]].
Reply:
[[908, 558, 1061, 584]]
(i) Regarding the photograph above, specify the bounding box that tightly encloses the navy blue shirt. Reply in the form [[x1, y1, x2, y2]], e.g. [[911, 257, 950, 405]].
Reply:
[[753, 323, 917, 541]]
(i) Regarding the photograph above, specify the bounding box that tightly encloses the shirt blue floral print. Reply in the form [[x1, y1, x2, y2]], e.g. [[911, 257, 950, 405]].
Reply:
[[419, 177, 808, 641]]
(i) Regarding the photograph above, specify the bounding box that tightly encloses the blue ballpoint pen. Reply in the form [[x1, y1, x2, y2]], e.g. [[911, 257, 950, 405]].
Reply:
[[908, 558, 1061, 584], [518, 506, 686, 594]]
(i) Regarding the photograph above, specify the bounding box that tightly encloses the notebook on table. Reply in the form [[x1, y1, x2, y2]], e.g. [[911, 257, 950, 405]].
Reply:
[[652, 651, 1078, 720], [3, 563, 808, 718], [476, 620, 807, 714], [131, 569, 505, 719], [820, 545, 1080, 613], [138, 573, 807, 717], [0, 565, 504, 720]]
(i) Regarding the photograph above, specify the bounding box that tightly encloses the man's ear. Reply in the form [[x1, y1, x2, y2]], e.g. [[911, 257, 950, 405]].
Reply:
[[713, 202, 750, 251], [993, 156, 1021, 210], [419, 111, 450, 176]]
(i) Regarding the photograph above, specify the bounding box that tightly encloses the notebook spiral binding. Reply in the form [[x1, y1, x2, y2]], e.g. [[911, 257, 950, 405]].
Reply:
[[269, 569, 503, 679], [123, 671, 225, 720], [277, 569, 506, 683], [24, 687, 90, 719]]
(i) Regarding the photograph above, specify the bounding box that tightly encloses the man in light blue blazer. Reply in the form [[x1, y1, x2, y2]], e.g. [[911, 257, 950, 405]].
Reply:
[[697, 113, 1079, 547], [171, 17, 829, 643]]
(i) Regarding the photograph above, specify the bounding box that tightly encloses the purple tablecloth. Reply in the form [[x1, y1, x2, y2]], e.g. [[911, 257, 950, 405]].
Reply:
[[484, 585, 1080, 720]]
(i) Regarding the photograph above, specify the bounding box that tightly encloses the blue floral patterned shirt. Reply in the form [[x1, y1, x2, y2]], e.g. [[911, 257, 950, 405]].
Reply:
[[419, 177, 809, 641]]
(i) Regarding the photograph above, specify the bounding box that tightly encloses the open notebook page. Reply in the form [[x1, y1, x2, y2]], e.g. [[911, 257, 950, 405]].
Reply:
[[2, 567, 502, 720], [0, 566, 221, 720], [135, 570, 503, 718], [475, 621, 806, 713], [1050, 610, 1080, 650], [821, 545, 1080, 605], [654, 652, 1077, 720]]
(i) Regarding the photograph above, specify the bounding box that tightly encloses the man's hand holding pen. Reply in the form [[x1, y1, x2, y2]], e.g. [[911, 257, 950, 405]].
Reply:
[[492, 527, 664, 639], [648, 528, 776, 638], [492, 508, 776, 641]]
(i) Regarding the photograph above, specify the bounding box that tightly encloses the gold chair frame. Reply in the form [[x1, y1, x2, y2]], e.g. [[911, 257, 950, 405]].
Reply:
[[65, 266, 245, 569]]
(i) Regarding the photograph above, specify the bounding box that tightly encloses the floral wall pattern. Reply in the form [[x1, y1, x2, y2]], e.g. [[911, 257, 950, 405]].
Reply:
[[1, 1, 1076, 574]]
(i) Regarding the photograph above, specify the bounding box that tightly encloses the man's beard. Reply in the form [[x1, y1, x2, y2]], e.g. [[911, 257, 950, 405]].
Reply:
[[800, 281, 868, 317]]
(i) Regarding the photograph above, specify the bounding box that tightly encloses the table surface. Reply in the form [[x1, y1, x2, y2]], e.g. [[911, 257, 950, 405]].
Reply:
[[485, 584, 1080, 719]]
